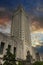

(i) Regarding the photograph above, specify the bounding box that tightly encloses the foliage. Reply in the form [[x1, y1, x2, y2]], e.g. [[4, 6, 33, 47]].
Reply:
[[3, 48, 16, 65], [18, 61, 23, 65], [33, 61, 43, 65]]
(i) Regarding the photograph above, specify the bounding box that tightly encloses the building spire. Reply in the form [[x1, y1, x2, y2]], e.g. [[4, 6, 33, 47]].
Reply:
[[17, 4, 24, 11]]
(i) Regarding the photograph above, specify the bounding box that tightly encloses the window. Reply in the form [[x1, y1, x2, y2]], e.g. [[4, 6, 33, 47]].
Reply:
[[8, 45, 11, 51], [14, 47, 16, 58], [0, 42, 5, 54]]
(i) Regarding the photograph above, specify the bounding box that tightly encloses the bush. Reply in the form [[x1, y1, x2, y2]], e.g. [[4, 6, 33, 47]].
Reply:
[[18, 61, 23, 65], [33, 61, 43, 65]]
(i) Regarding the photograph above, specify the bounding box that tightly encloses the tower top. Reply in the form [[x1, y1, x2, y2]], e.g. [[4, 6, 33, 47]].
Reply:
[[12, 5, 28, 19], [13, 5, 25, 13], [17, 4, 23, 9]]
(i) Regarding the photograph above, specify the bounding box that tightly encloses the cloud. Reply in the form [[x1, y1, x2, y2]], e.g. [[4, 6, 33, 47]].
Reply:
[[0, 7, 12, 26], [0, 20, 11, 33], [0, 7, 5, 11], [31, 32, 43, 47], [0, 11, 11, 33], [31, 16, 43, 33]]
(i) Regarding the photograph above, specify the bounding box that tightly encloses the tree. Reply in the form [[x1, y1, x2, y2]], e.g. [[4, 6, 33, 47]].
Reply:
[[33, 61, 43, 65], [3, 48, 16, 65], [26, 51, 32, 63]]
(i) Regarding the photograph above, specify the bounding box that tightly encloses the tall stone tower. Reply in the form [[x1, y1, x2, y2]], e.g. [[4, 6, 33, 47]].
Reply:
[[11, 6, 33, 60]]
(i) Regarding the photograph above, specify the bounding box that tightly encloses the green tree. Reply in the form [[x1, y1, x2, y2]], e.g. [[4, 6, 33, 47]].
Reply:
[[3, 48, 16, 65], [33, 61, 43, 65], [18, 61, 23, 65]]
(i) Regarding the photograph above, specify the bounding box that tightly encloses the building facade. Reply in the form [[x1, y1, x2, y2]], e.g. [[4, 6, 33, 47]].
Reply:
[[0, 6, 34, 63]]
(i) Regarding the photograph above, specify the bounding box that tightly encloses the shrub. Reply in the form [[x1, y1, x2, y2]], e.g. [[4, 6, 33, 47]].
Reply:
[[33, 61, 43, 65]]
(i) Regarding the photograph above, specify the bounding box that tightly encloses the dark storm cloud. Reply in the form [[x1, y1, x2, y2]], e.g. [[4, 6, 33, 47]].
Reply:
[[0, 8, 12, 27], [31, 16, 43, 32], [33, 16, 43, 28], [0, 8, 12, 18]]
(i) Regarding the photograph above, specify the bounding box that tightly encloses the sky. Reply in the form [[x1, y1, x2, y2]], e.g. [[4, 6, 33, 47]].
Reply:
[[0, 0, 43, 48]]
